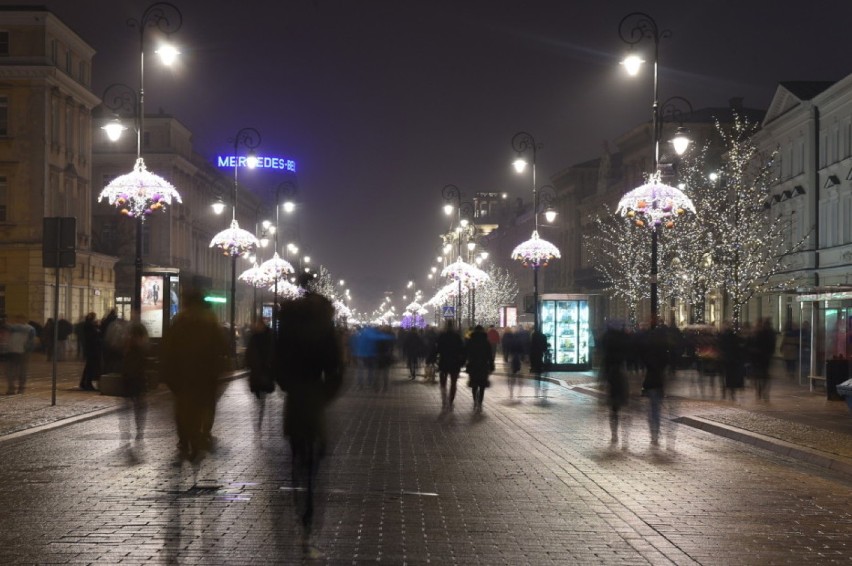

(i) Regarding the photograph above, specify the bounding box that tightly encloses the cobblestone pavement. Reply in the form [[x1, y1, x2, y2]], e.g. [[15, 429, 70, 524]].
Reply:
[[0, 361, 851, 564]]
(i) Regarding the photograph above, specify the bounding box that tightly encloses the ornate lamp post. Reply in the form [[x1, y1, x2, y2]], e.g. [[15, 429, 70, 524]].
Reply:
[[97, 2, 183, 322], [441, 184, 475, 328], [260, 180, 297, 327], [618, 12, 695, 327], [510, 132, 560, 335], [210, 127, 261, 360]]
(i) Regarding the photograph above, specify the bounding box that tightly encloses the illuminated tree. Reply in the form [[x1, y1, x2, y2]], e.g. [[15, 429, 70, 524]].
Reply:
[[472, 266, 519, 327]]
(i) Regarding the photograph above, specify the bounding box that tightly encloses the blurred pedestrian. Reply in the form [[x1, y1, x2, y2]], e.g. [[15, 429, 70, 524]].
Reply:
[[246, 319, 275, 431], [275, 273, 343, 558], [79, 312, 101, 391], [373, 326, 395, 392], [530, 329, 549, 399], [641, 325, 669, 445], [501, 327, 513, 363], [423, 326, 438, 383], [5, 315, 35, 395], [507, 327, 524, 399], [601, 323, 630, 445], [487, 325, 500, 361], [402, 327, 423, 380], [436, 319, 465, 412], [120, 321, 149, 447], [57, 317, 72, 361], [160, 288, 229, 461], [43, 318, 55, 361], [749, 318, 776, 400], [780, 323, 799, 380], [465, 325, 493, 413], [100, 308, 120, 373], [718, 322, 745, 401]]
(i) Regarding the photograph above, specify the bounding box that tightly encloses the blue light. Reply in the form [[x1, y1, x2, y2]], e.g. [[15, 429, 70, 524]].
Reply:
[[216, 155, 297, 172]]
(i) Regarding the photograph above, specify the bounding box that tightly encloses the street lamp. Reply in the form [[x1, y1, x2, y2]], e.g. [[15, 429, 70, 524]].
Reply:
[[97, 2, 183, 323], [510, 132, 561, 336], [262, 180, 297, 322], [442, 184, 475, 328], [617, 12, 695, 328], [210, 127, 262, 360]]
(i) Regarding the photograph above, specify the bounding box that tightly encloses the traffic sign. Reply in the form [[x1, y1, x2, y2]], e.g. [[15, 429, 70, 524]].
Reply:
[[442, 306, 455, 319]]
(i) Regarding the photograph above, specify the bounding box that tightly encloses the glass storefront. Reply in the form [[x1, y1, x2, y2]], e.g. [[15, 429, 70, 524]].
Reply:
[[539, 294, 591, 370]]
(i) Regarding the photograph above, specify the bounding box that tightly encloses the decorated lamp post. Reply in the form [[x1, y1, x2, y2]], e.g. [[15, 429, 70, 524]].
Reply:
[[441, 184, 475, 328], [97, 2, 183, 322], [510, 132, 560, 335], [618, 12, 695, 327], [262, 181, 297, 322], [210, 127, 261, 360]]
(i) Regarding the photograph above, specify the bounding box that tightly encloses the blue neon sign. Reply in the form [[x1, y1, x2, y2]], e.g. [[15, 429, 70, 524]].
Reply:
[[216, 155, 297, 172]]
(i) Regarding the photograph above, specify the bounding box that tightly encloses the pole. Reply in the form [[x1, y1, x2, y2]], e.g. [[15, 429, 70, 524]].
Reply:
[[650, 225, 659, 328], [51, 267, 59, 406], [533, 265, 540, 336]]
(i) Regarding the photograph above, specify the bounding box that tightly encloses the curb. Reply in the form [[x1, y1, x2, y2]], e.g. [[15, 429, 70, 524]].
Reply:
[[674, 415, 852, 477], [0, 370, 248, 444]]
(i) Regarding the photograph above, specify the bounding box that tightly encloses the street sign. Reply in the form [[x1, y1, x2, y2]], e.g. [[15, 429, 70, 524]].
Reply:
[[442, 305, 455, 319], [42, 217, 76, 268]]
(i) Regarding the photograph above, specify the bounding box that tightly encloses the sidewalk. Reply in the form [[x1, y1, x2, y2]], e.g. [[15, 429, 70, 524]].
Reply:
[[3, 353, 852, 474]]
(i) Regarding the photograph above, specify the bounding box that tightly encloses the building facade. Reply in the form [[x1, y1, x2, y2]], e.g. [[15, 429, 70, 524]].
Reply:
[[0, 7, 116, 326]]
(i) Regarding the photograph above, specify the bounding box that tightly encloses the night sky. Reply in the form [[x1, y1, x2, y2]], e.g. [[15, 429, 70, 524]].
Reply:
[[26, 0, 852, 312]]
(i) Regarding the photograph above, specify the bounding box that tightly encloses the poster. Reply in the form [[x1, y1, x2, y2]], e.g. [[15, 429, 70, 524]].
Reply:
[[140, 275, 164, 338]]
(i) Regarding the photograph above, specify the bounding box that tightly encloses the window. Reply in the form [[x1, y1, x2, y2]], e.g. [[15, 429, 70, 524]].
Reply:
[[65, 104, 73, 152], [78, 112, 86, 161], [0, 284, 5, 319], [0, 31, 8, 56], [0, 96, 7, 136], [78, 61, 88, 86], [51, 98, 59, 143], [50, 40, 57, 64], [0, 176, 6, 222], [65, 49, 72, 75]]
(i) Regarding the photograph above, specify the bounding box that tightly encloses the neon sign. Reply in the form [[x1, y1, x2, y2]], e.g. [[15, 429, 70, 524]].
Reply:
[[216, 155, 297, 172]]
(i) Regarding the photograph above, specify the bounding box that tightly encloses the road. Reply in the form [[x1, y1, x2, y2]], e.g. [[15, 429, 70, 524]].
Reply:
[[0, 364, 850, 564]]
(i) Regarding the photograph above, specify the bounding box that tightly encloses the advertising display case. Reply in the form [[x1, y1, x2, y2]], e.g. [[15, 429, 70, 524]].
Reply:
[[539, 293, 591, 370]]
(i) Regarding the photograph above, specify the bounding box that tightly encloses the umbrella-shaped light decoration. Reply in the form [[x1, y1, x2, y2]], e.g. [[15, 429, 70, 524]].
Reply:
[[210, 219, 259, 257], [258, 252, 295, 283], [267, 278, 305, 299], [616, 172, 696, 229], [333, 299, 352, 320], [405, 300, 422, 313], [238, 263, 264, 286], [441, 258, 490, 288], [425, 281, 462, 307], [511, 230, 561, 268], [98, 157, 182, 218]]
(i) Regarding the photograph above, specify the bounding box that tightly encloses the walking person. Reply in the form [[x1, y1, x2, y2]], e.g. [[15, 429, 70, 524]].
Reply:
[[529, 329, 549, 399], [718, 322, 745, 401], [79, 312, 101, 391], [246, 319, 275, 432], [750, 318, 776, 400], [160, 288, 229, 461], [120, 321, 150, 450], [507, 328, 524, 399], [275, 273, 343, 558], [465, 325, 493, 413], [600, 323, 630, 446], [5, 315, 35, 395], [402, 327, 423, 380], [436, 319, 465, 412], [486, 325, 500, 361], [640, 325, 669, 446]]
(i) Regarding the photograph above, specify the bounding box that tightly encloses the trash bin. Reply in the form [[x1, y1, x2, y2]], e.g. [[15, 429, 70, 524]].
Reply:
[[825, 359, 848, 400]]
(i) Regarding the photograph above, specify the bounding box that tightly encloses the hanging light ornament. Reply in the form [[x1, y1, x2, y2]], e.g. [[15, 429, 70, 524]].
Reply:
[[238, 262, 264, 286], [441, 258, 490, 288], [616, 171, 696, 228], [267, 278, 305, 299], [98, 157, 182, 218], [210, 218, 259, 257], [258, 252, 294, 283], [511, 230, 561, 268]]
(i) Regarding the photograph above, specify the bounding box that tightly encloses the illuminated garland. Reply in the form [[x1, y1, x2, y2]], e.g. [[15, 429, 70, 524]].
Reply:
[[98, 157, 182, 218], [616, 171, 696, 228], [511, 230, 561, 267], [210, 219, 259, 257]]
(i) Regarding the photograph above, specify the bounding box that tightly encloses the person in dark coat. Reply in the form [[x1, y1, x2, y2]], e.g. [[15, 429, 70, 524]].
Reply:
[[718, 322, 745, 400], [465, 325, 494, 413], [601, 323, 630, 445], [79, 312, 101, 391], [120, 321, 149, 449], [402, 328, 424, 380], [160, 288, 229, 461], [275, 275, 343, 557], [246, 319, 275, 431], [436, 319, 466, 412], [640, 325, 669, 445], [529, 330, 550, 398], [749, 318, 776, 400]]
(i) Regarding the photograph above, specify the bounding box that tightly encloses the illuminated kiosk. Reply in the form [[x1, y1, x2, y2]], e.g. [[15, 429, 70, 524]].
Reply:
[[139, 268, 180, 340], [538, 293, 592, 371]]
